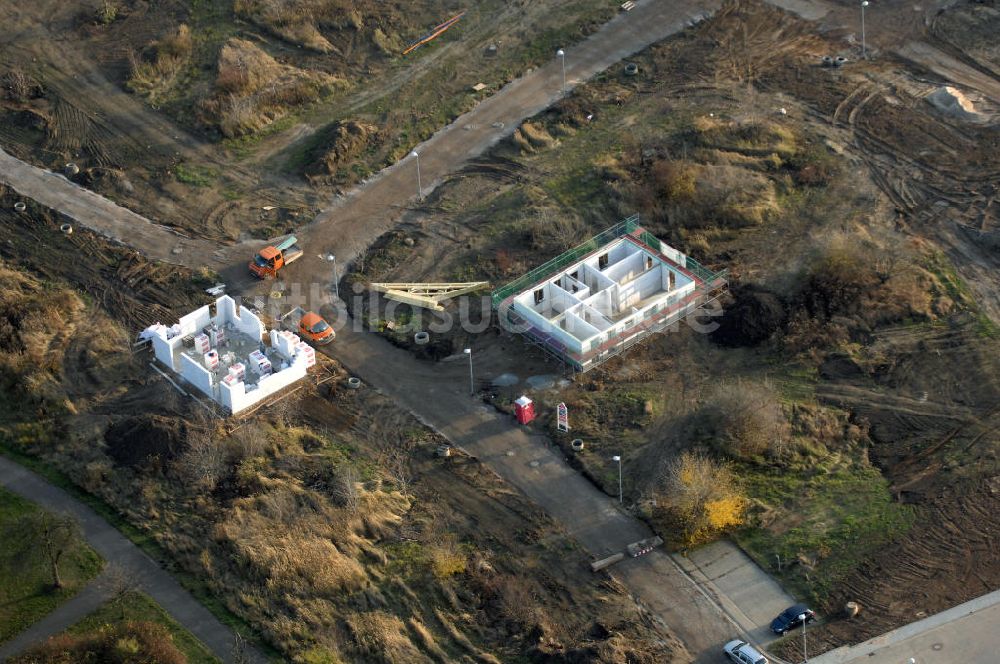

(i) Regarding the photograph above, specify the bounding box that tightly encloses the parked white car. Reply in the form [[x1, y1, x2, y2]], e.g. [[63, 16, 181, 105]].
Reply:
[[723, 639, 768, 664]]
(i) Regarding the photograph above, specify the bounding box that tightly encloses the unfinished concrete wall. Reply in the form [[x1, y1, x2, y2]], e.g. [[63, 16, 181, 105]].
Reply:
[[180, 352, 214, 398], [657, 239, 685, 265], [178, 305, 211, 337], [151, 331, 180, 371], [511, 301, 585, 353], [215, 295, 265, 341]]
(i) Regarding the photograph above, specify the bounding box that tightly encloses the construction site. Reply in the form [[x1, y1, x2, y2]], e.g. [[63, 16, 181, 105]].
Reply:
[[493, 216, 727, 371], [1, 0, 1000, 662]]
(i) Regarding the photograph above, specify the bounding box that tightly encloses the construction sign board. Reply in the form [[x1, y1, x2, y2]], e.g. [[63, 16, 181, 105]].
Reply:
[[557, 402, 569, 432]]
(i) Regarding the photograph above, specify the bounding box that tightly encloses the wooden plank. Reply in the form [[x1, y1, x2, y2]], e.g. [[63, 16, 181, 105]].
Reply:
[[382, 290, 446, 311]]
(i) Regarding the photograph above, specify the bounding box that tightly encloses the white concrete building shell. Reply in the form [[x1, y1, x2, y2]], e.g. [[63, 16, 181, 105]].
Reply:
[[145, 295, 314, 414]]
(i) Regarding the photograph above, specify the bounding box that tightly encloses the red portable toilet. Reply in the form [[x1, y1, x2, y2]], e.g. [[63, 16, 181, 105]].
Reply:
[[514, 395, 535, 424]]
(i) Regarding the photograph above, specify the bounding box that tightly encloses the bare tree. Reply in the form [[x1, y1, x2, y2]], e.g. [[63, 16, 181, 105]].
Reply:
[[701, 380, 789, 460], [231, 632, 252, 664], [267, 393, 297, 428], [16, 511, 82, 589], [102, 562, 141, 620]]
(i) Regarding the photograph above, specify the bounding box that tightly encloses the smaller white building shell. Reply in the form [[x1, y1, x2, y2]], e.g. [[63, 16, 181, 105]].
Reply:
[[144, 295, 313, 414]]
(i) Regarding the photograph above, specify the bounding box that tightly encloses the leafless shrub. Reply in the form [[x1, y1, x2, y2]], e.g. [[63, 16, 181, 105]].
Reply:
[[175, 427, 226, 490], [497, 575, 540, 626], [384, 449, 412, 497], [525, 208, 586, 254], [4, 68, 32, 101], [699, 380, 789, 460], [330, 465, 360, 510], [231, 422, 268, 459]]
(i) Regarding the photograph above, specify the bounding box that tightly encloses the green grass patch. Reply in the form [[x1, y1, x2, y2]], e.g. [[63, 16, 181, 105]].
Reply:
[[174, 163, 218, 187], [0, 486, 103, 643], [68, 590, 219, 663], [735, 462, 914, 605]]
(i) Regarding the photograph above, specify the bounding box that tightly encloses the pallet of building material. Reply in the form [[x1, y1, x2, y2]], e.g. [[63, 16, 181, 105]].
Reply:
[[626, 536, 663, 558]]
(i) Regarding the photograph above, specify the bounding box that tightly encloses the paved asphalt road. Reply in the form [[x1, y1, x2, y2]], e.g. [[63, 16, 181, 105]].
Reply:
[[0, 457, 268, 664], [325, 323, 794, 662], [0, 568, 114, 662]]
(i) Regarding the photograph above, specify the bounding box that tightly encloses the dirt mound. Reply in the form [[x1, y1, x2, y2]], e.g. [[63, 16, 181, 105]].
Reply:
[[304, 121, 380, 179], [201, 39, 337, 138], [926, 86, 986, 122], [104, 414, 187, 469], [711, 284, 787, 347]]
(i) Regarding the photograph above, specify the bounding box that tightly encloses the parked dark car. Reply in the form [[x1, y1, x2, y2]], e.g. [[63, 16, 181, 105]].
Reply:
[[770, 604, 816, 635]]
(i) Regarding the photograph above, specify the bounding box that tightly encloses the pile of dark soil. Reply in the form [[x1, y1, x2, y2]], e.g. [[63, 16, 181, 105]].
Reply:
[[711, 284, 787, 347], [104, 414, 187, 469]]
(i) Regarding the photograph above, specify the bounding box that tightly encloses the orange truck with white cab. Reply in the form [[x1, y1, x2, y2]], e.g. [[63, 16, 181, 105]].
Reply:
[[280, 307, 335, 345], [249, 235, 304, 279]]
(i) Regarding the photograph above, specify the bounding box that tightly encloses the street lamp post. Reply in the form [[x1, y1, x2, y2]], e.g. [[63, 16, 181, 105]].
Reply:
[[799, 613, 808, 663], [326, 254, 338, 298], [861, 1, 869, 59], [463, 348, 474, 396], [612, 455, 623, 504], [411, 150, 422, 200], [556, 48, 566, 90]]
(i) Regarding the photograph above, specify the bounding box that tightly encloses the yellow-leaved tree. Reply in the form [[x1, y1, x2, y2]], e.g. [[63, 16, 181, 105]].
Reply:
[[655, 452, 749, 546]]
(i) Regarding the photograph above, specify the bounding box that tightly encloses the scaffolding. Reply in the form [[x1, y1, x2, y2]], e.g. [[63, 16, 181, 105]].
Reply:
[[491, 216, 728, 372]]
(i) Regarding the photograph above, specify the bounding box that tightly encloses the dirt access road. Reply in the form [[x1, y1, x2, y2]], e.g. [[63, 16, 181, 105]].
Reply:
[[2, 0, 722, 281], [0, 457, 267, 664]]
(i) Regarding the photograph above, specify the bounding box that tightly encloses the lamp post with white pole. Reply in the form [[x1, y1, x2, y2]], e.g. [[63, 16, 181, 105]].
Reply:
[[799, 613, 808, 663], [861, 1, 869, 59], [556, 48, 566, 91], [463, 348, 474, 396], [612, 455, 623, 504], [411, 150, 422, 200], [325, 254, 338, 298]]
